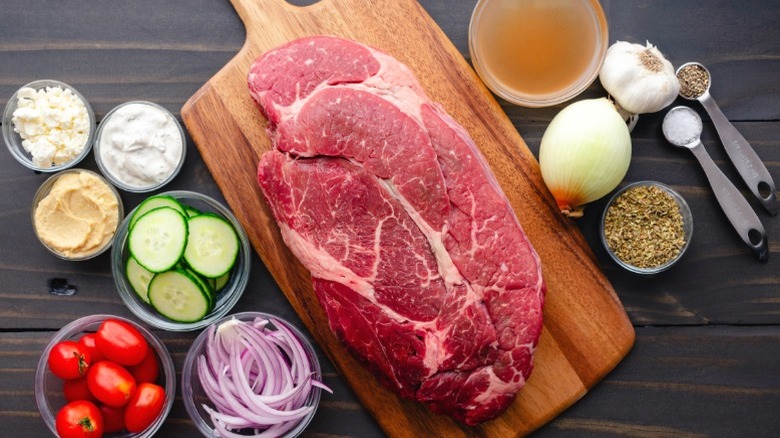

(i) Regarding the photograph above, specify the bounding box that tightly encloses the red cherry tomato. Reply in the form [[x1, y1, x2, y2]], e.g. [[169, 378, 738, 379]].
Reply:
[[55, 400, 104, 438], [78, 333, 105, 363], [48, 340, 91, 380], [99, 404, 125, 434], [95, 319, 148, 366], [129, 348, 159, 384], [63, 377, 98, 403], [124, 383, 166, 433], [87, 361, 136, 408]]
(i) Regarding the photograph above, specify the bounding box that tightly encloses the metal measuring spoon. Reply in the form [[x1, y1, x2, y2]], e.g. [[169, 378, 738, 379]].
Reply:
[[663, 106, 768, 261], [676, 62, 777, 215]]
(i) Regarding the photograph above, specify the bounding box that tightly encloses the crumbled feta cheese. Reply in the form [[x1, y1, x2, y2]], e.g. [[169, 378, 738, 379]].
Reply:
[[11, 86, 90, 168]]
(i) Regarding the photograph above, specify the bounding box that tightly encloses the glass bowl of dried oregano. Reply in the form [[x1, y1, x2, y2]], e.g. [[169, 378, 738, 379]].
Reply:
[[600, 181, 693, 274]]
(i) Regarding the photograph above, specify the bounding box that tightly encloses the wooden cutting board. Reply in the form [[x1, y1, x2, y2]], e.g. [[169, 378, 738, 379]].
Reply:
[[181, 0, 635, 436]]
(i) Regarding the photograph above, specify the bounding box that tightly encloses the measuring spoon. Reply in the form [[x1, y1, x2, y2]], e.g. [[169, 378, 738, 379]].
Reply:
[[663, 106, 768, 261], [677, 62, 777, 215]]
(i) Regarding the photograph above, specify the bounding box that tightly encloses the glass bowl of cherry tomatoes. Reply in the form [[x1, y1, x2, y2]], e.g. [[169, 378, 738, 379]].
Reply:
[[35, 315, 176, 438]]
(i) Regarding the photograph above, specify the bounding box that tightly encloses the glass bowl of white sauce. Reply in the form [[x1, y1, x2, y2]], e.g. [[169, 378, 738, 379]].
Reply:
[[94, 101, 186, 193]]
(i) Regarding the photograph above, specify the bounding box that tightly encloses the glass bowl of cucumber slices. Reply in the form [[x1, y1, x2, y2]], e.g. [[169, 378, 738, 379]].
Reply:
[[111, 191, 251, 331]]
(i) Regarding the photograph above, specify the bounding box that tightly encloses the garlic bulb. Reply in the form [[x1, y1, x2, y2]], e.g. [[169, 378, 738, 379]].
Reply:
[[540, 98, 632, 217], [599, 41, 680, 115]]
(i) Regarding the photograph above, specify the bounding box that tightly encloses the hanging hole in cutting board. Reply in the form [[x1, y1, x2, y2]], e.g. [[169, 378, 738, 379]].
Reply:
[[286, 0, 321, 6]]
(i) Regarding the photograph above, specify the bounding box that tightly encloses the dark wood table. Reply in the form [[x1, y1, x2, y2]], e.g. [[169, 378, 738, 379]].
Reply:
[[2, 1, 779, 436]]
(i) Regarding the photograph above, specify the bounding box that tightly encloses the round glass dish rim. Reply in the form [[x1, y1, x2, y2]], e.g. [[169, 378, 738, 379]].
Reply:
[[600, 180, 694, 274], [467, 0, 609, 108], [111, 190, 251, 332], [31, 168, 124, 261], [180, 311, 323, 438], [34, 313, 176, 438], [93, 100, 187, 193], [2, 79, 96, 172]]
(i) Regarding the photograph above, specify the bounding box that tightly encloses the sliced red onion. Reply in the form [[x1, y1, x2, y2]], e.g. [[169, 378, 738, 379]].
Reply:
[[197, 317, 331, 437]]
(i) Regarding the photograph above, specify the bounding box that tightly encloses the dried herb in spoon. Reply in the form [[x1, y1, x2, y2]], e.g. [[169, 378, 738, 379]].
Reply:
[[677, 63, 710, 99]]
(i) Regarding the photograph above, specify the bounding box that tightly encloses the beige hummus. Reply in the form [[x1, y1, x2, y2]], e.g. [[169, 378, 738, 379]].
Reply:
[[34, 171, 119, 258]]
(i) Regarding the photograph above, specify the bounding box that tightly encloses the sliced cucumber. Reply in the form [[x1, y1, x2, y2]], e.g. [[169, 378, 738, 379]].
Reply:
[[183, 213, 239, 278], [203, 272, 230, 293], [126, 257, 154, 304], [128, 207, 188, 273], [184, 267, 215, 310], [185, 206, 201, 218], [148, 269, 211, 323], [214, 272, 230, 291], [129, 195, 186, 230]]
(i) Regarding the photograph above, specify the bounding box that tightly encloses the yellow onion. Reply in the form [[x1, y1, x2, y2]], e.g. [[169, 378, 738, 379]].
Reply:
[[539, 98, 632, 217]]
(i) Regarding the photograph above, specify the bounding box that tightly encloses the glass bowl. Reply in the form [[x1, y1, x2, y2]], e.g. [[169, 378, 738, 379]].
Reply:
[[3, 79, 95, 172], [181, 312, 323, 437], [468, 0, 608, 107], [35, 314, 176, 438], [94, 101, 186, 193], [601, 181, 694, 274], [32, 168, 124, 261], [111, 190, 250, 331]]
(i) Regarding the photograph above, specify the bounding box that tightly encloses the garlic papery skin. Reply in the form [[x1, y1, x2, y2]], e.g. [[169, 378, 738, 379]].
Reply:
[[599, 41, 680, 115], [539, 98, 632, 217]]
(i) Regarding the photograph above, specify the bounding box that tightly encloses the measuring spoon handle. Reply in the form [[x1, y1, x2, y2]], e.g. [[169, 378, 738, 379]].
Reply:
[[699, 93, 777, 215], [690, 141, 768, 261]]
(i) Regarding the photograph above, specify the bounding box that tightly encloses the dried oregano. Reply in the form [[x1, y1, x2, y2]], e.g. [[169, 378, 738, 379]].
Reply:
[[604, 185, 686, 269]]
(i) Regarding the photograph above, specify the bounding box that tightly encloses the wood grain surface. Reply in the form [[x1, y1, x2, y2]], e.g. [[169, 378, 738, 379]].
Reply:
[[180, 0, 634, 435], [1, 1, 779, 437]]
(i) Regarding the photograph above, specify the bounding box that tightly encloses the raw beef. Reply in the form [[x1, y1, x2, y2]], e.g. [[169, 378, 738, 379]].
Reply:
[[249, 36, 545, 425]]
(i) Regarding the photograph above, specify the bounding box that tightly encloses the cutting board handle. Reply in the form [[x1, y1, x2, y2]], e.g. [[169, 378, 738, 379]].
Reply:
[[229, 0, 332, 39]]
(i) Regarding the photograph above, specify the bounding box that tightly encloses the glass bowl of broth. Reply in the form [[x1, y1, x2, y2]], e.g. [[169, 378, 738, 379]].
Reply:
[[469, 0, 609, 107]]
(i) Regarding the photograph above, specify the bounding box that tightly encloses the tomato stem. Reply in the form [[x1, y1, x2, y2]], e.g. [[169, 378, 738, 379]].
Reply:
[[74, 351, 88, 376], [78, 417, 95, 431]]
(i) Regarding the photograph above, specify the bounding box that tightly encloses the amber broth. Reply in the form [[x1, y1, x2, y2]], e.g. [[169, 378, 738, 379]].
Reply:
[[473, 0, 602, 99]]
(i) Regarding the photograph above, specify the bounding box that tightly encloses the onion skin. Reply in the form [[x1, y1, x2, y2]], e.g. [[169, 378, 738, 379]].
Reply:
[[539, 98, 632, 217]]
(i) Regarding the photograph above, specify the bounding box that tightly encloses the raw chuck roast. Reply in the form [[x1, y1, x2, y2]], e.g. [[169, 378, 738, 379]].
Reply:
[[248, 36, 545, 425]]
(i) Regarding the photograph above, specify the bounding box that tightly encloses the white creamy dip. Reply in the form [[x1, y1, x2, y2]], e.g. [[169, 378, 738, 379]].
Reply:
[[97, 102, 184, 190]]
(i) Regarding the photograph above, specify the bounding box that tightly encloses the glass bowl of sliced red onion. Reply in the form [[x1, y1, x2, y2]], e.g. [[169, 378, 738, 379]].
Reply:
[[181, 311, 330, 437]]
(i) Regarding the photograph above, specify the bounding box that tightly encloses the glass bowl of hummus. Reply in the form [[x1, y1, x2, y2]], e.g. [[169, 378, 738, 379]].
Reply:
[[93, 101, 186, 193], [32, 168, 124, 261], [111, 190, 251, 332], [35, 314, 176, 438], [3, 79, 96, 172]]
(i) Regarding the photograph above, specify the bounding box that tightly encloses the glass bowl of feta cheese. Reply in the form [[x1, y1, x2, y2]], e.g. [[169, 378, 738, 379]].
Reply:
[[3, 79, 96, 172]]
